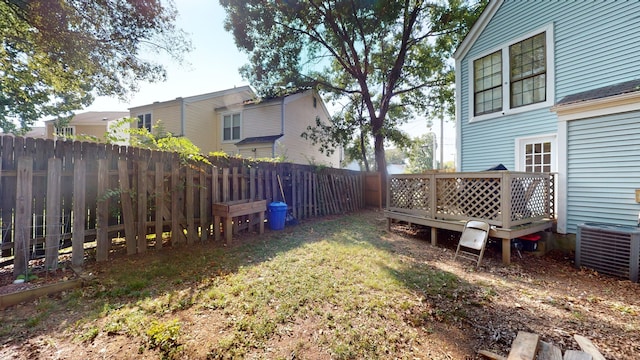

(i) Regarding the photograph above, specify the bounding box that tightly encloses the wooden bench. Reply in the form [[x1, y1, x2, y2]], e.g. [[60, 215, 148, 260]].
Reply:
[[212, 199, 266, 244]]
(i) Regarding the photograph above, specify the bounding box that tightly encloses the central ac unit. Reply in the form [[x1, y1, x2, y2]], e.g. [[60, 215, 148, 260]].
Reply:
[[576, 222, 640, 282]]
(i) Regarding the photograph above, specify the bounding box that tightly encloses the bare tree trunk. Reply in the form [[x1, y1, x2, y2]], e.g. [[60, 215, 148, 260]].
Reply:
[[359, 131, 370, 172], [373, 132, 387, 206]]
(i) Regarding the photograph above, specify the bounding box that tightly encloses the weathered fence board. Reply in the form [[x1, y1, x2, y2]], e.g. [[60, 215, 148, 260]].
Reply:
[[14, 157, 33, 277], [0, 135, 373, 270], [72, 160, 86, 267], [96, 159, 110, 261], [45, 158, 62, 270], [118, 160, 136, 255]]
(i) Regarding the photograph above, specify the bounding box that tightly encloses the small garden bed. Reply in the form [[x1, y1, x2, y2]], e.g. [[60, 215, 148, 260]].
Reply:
[[0, 260, 82, 309]]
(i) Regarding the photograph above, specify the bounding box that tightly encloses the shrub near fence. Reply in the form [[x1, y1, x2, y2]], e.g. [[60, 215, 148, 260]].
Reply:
[[0, 135, 367, 276]]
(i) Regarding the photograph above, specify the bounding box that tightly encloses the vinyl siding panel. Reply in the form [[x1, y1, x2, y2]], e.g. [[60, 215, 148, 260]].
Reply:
[[73, 125, 108, 139], [278, 93, 340, 167], [566, 111, 640, 233], [242, 103, 282, 138], [130, 102, 181, 137], [459, 0, 640, 171], [184, 99, 217, 154], [237, 145, 273, 160]]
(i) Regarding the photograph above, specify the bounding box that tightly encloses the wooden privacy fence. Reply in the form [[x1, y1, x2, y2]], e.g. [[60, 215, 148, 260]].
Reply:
[[0, 136, 370, 276]]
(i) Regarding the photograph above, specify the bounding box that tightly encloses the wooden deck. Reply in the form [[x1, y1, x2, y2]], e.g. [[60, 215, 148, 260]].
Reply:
[[384, 171, 555, 264]]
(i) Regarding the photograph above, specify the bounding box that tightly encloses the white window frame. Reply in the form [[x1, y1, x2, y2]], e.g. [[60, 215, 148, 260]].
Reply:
[[137, 113, 152, 132], [221, 112, 242, 142], [514, 133, 557, 173], [54, 126, 75, 139], [468, 24, 555, 123]]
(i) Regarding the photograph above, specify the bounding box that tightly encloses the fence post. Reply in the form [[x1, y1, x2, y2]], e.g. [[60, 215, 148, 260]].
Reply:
[[222, 167, 230, 202], [213, 166, 221, 241], [117, 160, 136, 255], [136, 160, 148, 253], [96, 158, 109, 261], [155, 161, 165, 248], [14, 157, 33, 277], [45, 158, 62, 270], [170, 155, 182, 245], [72, 159, 86, 267], [185, 165, 196, 244], [199, 168, 208, 242]]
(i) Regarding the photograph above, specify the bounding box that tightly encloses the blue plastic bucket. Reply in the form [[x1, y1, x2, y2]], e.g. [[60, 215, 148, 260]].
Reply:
[[267, 202, 288, 230]]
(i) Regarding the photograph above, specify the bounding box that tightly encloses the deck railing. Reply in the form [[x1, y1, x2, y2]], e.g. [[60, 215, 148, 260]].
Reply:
[[387, 171, 555, 229]]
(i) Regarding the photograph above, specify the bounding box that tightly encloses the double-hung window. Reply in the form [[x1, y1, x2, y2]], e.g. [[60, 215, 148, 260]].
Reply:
[[137, 113, 152, 132], [223, 113, 241, 141], [474, 51, 503, 116], [55, 126, 74, 139], [510, 32, 547, 108], [470, 26, 553, 120]]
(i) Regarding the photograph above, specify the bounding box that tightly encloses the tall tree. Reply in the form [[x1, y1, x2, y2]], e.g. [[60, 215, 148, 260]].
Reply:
[[221, 0, 485, 187], [0, 0, 191, 133]]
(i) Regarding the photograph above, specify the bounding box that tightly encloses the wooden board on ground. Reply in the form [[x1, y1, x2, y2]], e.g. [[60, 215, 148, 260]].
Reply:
[[573, 335, 605, 360], [538, 341, 563, 360], [478, 349, 506, 360], [562, 350, 592, 360], [507, 331, 539, 360]]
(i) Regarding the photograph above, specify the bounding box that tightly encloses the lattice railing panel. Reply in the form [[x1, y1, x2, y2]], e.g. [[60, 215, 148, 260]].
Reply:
[[388, 176, 431, 214], [437, 177, 502, 221], [510, 176, 548, 222], [387, 172, 554, 228]]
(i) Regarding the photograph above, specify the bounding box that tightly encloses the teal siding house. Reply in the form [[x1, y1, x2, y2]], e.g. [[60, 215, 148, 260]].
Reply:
[[453, 0, 640, 234]]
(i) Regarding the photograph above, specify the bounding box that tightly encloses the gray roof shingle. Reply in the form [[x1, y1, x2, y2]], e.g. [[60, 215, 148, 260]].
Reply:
[[556, 79, 640, 106]]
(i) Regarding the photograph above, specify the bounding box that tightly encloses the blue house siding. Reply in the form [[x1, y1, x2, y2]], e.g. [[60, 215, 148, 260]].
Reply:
[[460, 108, 557, 170], [554, 3, 640, 99], [458, 0, 640, 171], [566, 111, 640, 233]]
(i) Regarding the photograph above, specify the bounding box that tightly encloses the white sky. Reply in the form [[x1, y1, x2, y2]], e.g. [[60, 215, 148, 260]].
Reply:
[[84, 0, 455, 161], [85, 0, 249, 111]]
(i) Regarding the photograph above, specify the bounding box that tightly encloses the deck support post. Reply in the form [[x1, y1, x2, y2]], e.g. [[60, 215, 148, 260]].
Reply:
[[431, 227, 437, 246], [502, 238, 511, 265]]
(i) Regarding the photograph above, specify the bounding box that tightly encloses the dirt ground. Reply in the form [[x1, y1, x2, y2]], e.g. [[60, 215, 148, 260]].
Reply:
[[1, 212, 639, 359], [388, 222, 640, 359]]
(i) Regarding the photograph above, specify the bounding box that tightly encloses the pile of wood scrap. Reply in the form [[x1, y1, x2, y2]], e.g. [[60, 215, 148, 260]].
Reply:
[[479, 331, 606, 360]]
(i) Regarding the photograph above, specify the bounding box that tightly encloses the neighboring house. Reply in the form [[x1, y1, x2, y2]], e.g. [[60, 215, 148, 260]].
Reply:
[[44, 111, 129, 143], [453, 0, 640, 235], [129, 86, 342, 167], [25, 127, 46, 138], [1, 127, 46, 138]]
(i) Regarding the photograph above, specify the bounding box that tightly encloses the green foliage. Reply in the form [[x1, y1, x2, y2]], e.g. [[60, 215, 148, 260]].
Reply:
[[0, 0, 191, 132], [385, 148, 406, 165], [101, 118, 210, 166], [222, 0, 487, 175], [146, 319, 182, 359], [79, 327, 100, 343], [405, 133, 437, 173]]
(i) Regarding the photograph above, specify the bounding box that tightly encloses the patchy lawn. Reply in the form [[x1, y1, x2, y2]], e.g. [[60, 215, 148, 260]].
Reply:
[[0, 210, 638, 359]]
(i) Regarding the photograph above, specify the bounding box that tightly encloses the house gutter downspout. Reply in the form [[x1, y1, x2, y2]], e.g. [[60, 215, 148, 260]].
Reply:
[[180, 98, 185, 136], [274, 96, 285, 157]]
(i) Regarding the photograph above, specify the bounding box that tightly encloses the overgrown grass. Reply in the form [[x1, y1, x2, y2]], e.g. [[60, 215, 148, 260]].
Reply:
[[3, 212, 475, 359]]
